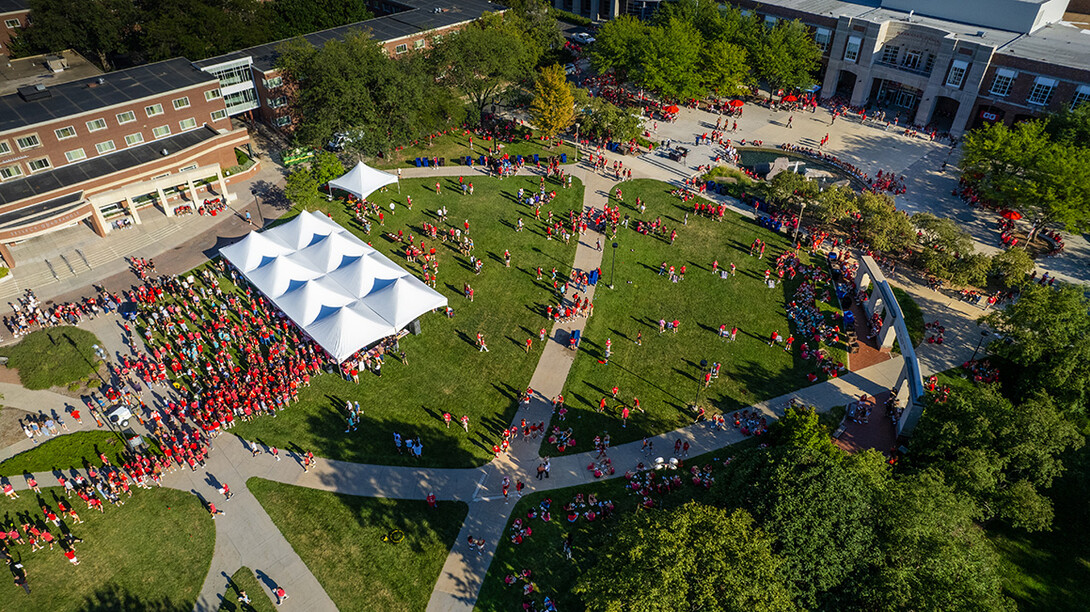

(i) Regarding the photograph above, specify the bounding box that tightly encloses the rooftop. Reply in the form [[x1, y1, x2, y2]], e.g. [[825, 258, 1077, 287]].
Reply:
[[999, 21, 1090, 70], [196, 0, 502, 73], [740, 0, 880, 19], [0, 0, 28, 14], [0, 125, 219, 206], [858, 6, 1025, 47], [0, 50, 102, 97], [0, 57, 218, 135]]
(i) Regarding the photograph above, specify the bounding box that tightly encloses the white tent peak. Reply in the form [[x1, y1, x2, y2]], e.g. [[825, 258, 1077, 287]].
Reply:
[[327, 161, 398, 200]]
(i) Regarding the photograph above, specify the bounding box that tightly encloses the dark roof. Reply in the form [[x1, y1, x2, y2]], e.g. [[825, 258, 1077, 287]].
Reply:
[[0, 125, 219, 206], [196, 0, 502, 73], [0, 192, 83, 231], [0, 0, 29, 14], [0, 58, 218, 135], [998, 22, 1090, 73]]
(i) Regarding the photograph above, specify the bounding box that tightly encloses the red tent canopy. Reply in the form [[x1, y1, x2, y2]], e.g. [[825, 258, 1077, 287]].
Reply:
[[664, 105, 680, 113], [783, 95, 798, 102], [1000, 210, 1023, 220], [729, 99, 745, 108]]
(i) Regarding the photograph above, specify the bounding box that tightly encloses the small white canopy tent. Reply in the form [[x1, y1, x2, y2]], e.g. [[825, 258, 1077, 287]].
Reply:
[[327, 161, 398, 200], [219, 210, 447, 362]]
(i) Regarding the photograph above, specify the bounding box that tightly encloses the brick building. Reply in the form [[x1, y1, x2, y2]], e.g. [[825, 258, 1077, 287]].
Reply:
[[729, 0, 1090, 136], [0, 0, 29, 56]]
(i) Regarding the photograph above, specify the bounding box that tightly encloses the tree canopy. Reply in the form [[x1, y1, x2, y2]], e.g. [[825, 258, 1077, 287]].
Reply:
[[574, 502, 798, 612], [530, 64, 575, 139], [430, 20, 534, 122]]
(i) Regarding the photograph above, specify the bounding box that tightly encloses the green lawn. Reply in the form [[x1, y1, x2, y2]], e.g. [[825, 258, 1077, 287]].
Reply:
[[219, 567, 276, 612], [248, 478, 467, 612], [540, 179, 841, 454], [475, 444, 744, 611], [892, 286, 925, 348], [0, 327, 101, 390], [0, 487, 214, 611], [224, 175, 582, 467], [0, 431, 127, 477], [372, 126, 578, 169]]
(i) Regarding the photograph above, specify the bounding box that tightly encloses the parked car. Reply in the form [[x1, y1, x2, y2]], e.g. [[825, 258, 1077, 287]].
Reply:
[[564, 63, 577, 75], [572, 32, 596, 44]]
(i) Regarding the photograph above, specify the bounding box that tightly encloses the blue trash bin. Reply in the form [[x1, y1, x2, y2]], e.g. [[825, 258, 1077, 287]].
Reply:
[[414, 157, 421, 167], [560, 153, 567, 163], [517, 155, 523, 164], [533, 154, 539, 164], [479, 155, 486, 165], [423, 157, 430, 167]]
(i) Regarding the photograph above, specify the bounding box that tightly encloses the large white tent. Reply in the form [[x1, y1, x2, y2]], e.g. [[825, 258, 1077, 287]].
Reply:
[[219, 210, 447, 362], [327, 161, 398, 200]]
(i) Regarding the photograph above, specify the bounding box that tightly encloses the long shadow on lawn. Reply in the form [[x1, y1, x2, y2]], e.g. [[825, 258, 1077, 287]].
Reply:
[[76, 585, 190, 612]]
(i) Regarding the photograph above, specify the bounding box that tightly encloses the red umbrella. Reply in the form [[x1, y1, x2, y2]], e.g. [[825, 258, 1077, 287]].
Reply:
[[783, 95, 798, 102], [729, 99, 745, 108], [664, 105, 680, 114], [1000, 210, 1022, 220]]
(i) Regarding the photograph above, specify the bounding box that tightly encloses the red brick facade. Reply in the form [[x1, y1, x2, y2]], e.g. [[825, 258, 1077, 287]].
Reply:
[[0, 8, 28, 56]]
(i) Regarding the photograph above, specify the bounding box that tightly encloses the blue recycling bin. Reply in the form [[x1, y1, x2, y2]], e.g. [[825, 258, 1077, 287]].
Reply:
[[533, 154, 539, 164], [422, 157, 429, 167], [517, 155, 523, 164], [479, 155, 486, 165], [560, 153, 567, 163], [414, 157, 422, 167]]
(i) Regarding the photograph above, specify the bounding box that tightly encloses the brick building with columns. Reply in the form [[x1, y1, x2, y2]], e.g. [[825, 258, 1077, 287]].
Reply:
[[730, 0, 1090, 136]]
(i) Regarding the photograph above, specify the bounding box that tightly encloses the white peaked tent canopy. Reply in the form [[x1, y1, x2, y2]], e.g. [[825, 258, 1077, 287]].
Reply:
[[219, 210, 447, 362], [327, 161, 398, 200]]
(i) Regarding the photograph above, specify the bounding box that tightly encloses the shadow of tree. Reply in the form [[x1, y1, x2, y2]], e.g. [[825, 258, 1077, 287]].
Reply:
[[76, 585, 190, 612]]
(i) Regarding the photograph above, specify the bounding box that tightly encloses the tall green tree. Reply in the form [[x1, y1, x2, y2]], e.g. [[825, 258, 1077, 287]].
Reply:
[[589, 15, 648, 80], [573, 503, 798, 612], [699, 39, 750, 96], [271, 0, 373, 39], [810, 184, 858, 224], [912, 212, 976, 281], [571, 88, 642, 142], [857, 192, 913, 254], [431, 22, 533, 122], [755, 19, 821, 92], [981, 282, 1090, 418], [14, 0, 138, 69], [637, 18, 704, 99], [530, 64, 574, 139]]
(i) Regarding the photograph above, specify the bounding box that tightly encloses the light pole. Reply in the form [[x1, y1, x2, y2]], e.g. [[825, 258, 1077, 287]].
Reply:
[[609, 242, 618, 289], [970, 329, 991, 361], [250, 187, 264, 226], [792, 201, 807, 245]]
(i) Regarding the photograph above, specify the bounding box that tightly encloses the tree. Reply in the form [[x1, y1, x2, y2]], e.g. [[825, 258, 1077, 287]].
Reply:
[[574, 503, 797, 612], [810, 185, 858, 224], [14, 0, 138, 69], [636, 18, 705, 99], [769, 404, 841, 459], [283, 165, 322, 208], [766, 171, 817, 207], [590, 15, 648, 80], [912, 212, 977, 281], [1044, 101, 1090, 145], [857, 192, 913, 253], [699, 39, 750, 96], [961, 120, 1090, 237], [850, 471, 1016, 612], [981, 282, 1090, 418], [907, 385, 1083, 531], [530, 64, 574, 139], [312, 150, 345, 185], [271, 0, 373, 39], [571, 88, 641, 142], [716, 446, 884, 607], [990, 247, 1034, 285], [755, 20, 821, 92], [431, 22, 533, 122]]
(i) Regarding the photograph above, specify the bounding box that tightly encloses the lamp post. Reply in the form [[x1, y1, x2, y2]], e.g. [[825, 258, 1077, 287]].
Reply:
[[609, 242, 618, 289], [692, 358, 708, 408], [792, 201, 807, 245], [970, 329, 991, 361], [250, 187, 264, 226]]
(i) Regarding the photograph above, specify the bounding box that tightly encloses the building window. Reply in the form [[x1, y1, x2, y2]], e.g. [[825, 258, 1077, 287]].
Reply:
[[172, 96, 191, 110], [1027, 77, 1056, 106], [263, 76, 283, 89], [145, 103, 165, 117], [814, 28, 831, 52], [65, 148, 86, 162], [901, 50, 921, 70], [4, 19, 20, 28], [274, 116, 291, 127], [0, 164, 22, 180], [268, 96, 286, 109], [54, 126, 77, 140], [0, 140, 9, 155], [117, 110, 136, 124], [395, 43, 408, 54], [414, 39, 426, 50], [764, 15, 777, 27], [205, 88, 221, 101], [844, 36, 861, 63], [96, 140, 116, 154], [1073, 85, 1090, 110], [86, 118, 108, 132], [15, 134, 40, 150], [991, 69, 1016, 97], [946, 60, 969, 88], [27, 157, 51, 172], [152, 125, 171, 138], [211, 109, 228, 121], [125, 133, 145, 146], [179, 118, 198, 130], [879, 45, 899, 65]]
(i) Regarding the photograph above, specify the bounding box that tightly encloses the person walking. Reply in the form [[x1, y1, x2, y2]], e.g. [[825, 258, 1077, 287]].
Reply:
[[271, 446, 280, 461], [516, 480, 524, 497], [275, 586, 289, 605]]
